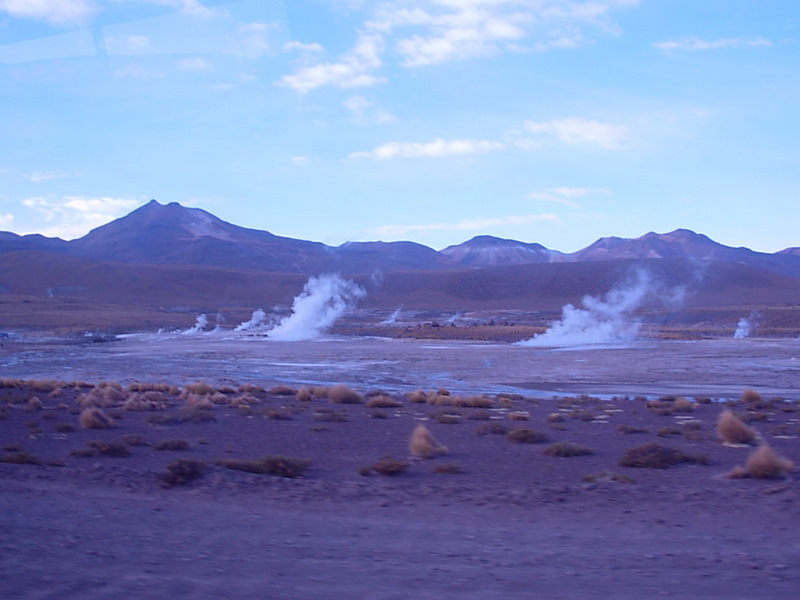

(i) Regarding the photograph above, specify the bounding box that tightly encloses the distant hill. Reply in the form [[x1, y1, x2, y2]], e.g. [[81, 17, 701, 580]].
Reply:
[[2, 200, 797, 279]]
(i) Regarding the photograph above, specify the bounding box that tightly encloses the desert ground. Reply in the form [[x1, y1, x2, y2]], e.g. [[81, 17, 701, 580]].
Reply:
[[1, 324, 799, 599]]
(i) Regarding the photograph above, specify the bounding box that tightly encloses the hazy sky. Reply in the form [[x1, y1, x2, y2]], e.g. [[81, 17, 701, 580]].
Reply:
[[0, 0, 797, 252]]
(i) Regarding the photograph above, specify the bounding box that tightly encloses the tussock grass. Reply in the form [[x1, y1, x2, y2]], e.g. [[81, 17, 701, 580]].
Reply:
[[365, 395, 403, 409], [406, 389, 428, 404], [729, 445, 794, 479], [476, 421, 510, 436], [269, 385, 297, 396], [582, 471, 635, 484], [506, 428, 548, 444], [409, 424, 448, 458], [432, 463, 463, 474], [215, 456, 311, 478], [184, 381, 216, 396], [617, 425, 649, 434], [544, 442, 594, 457], [328, 384, 362, 404], [155, 439, 190, 451], [79, 407, 114, 429], [619, 443, 708, 469], [25, 396, 43, 411], [158, 459, 206, 487], [371, 457, 410, 476], [295, 387, 312, 401], [717, 408, 756, 445], [0, 450, 42, 465]]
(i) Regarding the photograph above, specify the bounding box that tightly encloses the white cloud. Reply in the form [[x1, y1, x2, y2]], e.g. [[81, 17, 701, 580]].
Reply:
[[177, 56, 211, 71], [343, 95, 396, 124], [278, 33, 385, 94], [279, 1, 637, 92], [291, 156, 310, 167], [653, 37, 773, 52], [528, 186, 610, 207], [521, 118, 629, 148], [0, 213, 13, 229], [113, 64, 164, 80], [372, 213, 561, 237], [284, 41, 325, 54], [152, 0, 224, 20], [0, 0, 97, 26], [350, 137, 503, 159], [25, 170, 67, 183], [21, 196, 141, 239]]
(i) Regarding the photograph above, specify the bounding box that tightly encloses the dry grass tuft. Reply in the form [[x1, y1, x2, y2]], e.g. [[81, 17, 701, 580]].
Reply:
[[371, 457, 410, 476], [184, 381, 217, 396], [432, 463, 463, 474], [582, 471, 635, 484], [476, 421, 510, 436], [215, 456, 311, 478], [25, 396, 43, 411], [365, 395, 404, 409], [740, 388, 763, 406], [158, 458, 206, 487], [295, 387, 312, 401], [328, 384, 363, 404], [409, 424, 448, 458], [79, 407, 114, 429], [406, 389, 428, 404], [544, 441, 594, 457], [619, 442, 708, 469], [736, 445, 794, 479], [155, 439, 190, 451], [506, 428, 549, 444], [269, 384, 297, 396], [717, 408, 756, 445]]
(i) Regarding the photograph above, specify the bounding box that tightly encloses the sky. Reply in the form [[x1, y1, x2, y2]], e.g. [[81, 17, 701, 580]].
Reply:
[[0, 0, 798, 253]]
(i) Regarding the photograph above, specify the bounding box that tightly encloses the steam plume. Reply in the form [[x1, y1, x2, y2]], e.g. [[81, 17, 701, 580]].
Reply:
[[381, 307, 403, 325], [734, 312, 759, 339], [266, 274, 366, 341], [518, 270, 659, 347], [235, 308, 269, 331], [183, 314, 209, 335]]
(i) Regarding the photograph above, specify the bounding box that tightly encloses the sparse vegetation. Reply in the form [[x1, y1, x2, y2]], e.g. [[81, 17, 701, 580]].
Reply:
[[371, 457, 410, 476], [619, 443, 708, 469], [155, 439, 190, 451], [432, 463, 463, 474], [582, 471, 635, 484], [476, 421, 510, 436], [506, 428, 548, 444], [409, 424, 448, 458], [729, 444, 794, 479], [365, 395, 403, 409], [717, 408, 757, 445], [617, 425, 649, 434], [0, 450, 42, 465], [158, 458, 206, 487], [544, 442, 594, 457], [328, 384, 363, 404], [79, 407, 114, 429], [215, 456, 311, 478]]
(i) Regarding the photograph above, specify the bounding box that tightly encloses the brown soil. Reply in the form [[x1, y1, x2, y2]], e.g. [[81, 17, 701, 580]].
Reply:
[[1, 335, 799, 599]]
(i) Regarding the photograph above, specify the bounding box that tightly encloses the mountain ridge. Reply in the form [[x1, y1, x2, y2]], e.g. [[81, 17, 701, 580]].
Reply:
[[1, 200, 798, 279]]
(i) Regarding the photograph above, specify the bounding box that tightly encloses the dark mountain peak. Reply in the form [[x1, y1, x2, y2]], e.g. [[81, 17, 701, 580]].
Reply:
[[441, 235, 559, 267]]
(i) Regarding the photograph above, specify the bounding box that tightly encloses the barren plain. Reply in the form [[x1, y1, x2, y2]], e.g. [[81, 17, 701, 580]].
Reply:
[[1, 322, 799, 599]]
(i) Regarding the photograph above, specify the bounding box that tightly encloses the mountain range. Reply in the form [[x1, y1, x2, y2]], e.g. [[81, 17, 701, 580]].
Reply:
[[2, 199, 799, 279]]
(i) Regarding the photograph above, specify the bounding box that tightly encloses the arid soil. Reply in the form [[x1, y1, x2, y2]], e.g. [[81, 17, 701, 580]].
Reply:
[[1, 333, 799, 599]]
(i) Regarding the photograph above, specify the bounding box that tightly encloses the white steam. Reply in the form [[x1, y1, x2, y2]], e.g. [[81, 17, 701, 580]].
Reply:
[[734, 312, 759, 339], [183, 313, 209, 335], [266, 274, 366, 341], [235, 308, 270, 332], [381, 307, 403, 325], [518, 270, 658, 348]]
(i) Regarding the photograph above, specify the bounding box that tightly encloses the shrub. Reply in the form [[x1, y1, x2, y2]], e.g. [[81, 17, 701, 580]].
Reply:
[[740, 388, 764, 407], [371, 457, 409, 476], [619, 443, 708, 469], [79, 408, 114, 429], [544, 442, 594, 457], [269, 385, 297, 396], [123, 394, 150, 411], [467, 409, 492, 421], [618, 425, 649, 434], [508, 411, 530, 421], [741, 445, 793, 479], [656, 427, 681, 437], [295, 387, 312, 401], [406, 389, 428, 404], [673, 397, 694, 412], [158, 459, 206, 487], [54, 422, 75, 433], [215, 456, 311, 478], [717, 408, 756, 445], [155, 439, 190, 451], [87, 440, 130, 457], [0, 450, 42, 465], [184, 381, 216, 396], [409, 424, 448, 458], [432, 463, 463, 474], [25, 396, 43, 411], [506, 428, 548, 444], [122, 434, 149, 446], [328, 384, 362, 404], [476, 421, 510, 436], [365, 395, 403, 409]]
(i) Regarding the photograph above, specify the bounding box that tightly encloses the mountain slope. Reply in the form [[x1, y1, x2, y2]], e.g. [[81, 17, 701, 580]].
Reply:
[[441, 235, 564, 266]]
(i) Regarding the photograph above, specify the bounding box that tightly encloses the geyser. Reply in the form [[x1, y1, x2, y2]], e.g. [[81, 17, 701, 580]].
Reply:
[[518, 270, 662, 348], [265, 274, 366, 341]]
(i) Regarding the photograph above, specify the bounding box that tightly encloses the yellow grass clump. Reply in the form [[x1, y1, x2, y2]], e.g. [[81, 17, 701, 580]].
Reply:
[[717, 408, 756, 445], [25, 396, 44, 411], [328, 384, 363, 404], [409, 424, 448, 459], [742, 445, 793, 479], [79, 407, 114, 429]]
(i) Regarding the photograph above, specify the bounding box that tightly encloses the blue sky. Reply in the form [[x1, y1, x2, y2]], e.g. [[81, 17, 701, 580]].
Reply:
[[0, 0, 797, 253]]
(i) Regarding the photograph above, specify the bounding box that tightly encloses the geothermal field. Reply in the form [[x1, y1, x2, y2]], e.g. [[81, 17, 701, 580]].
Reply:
[[1, 276, 799, 600]]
